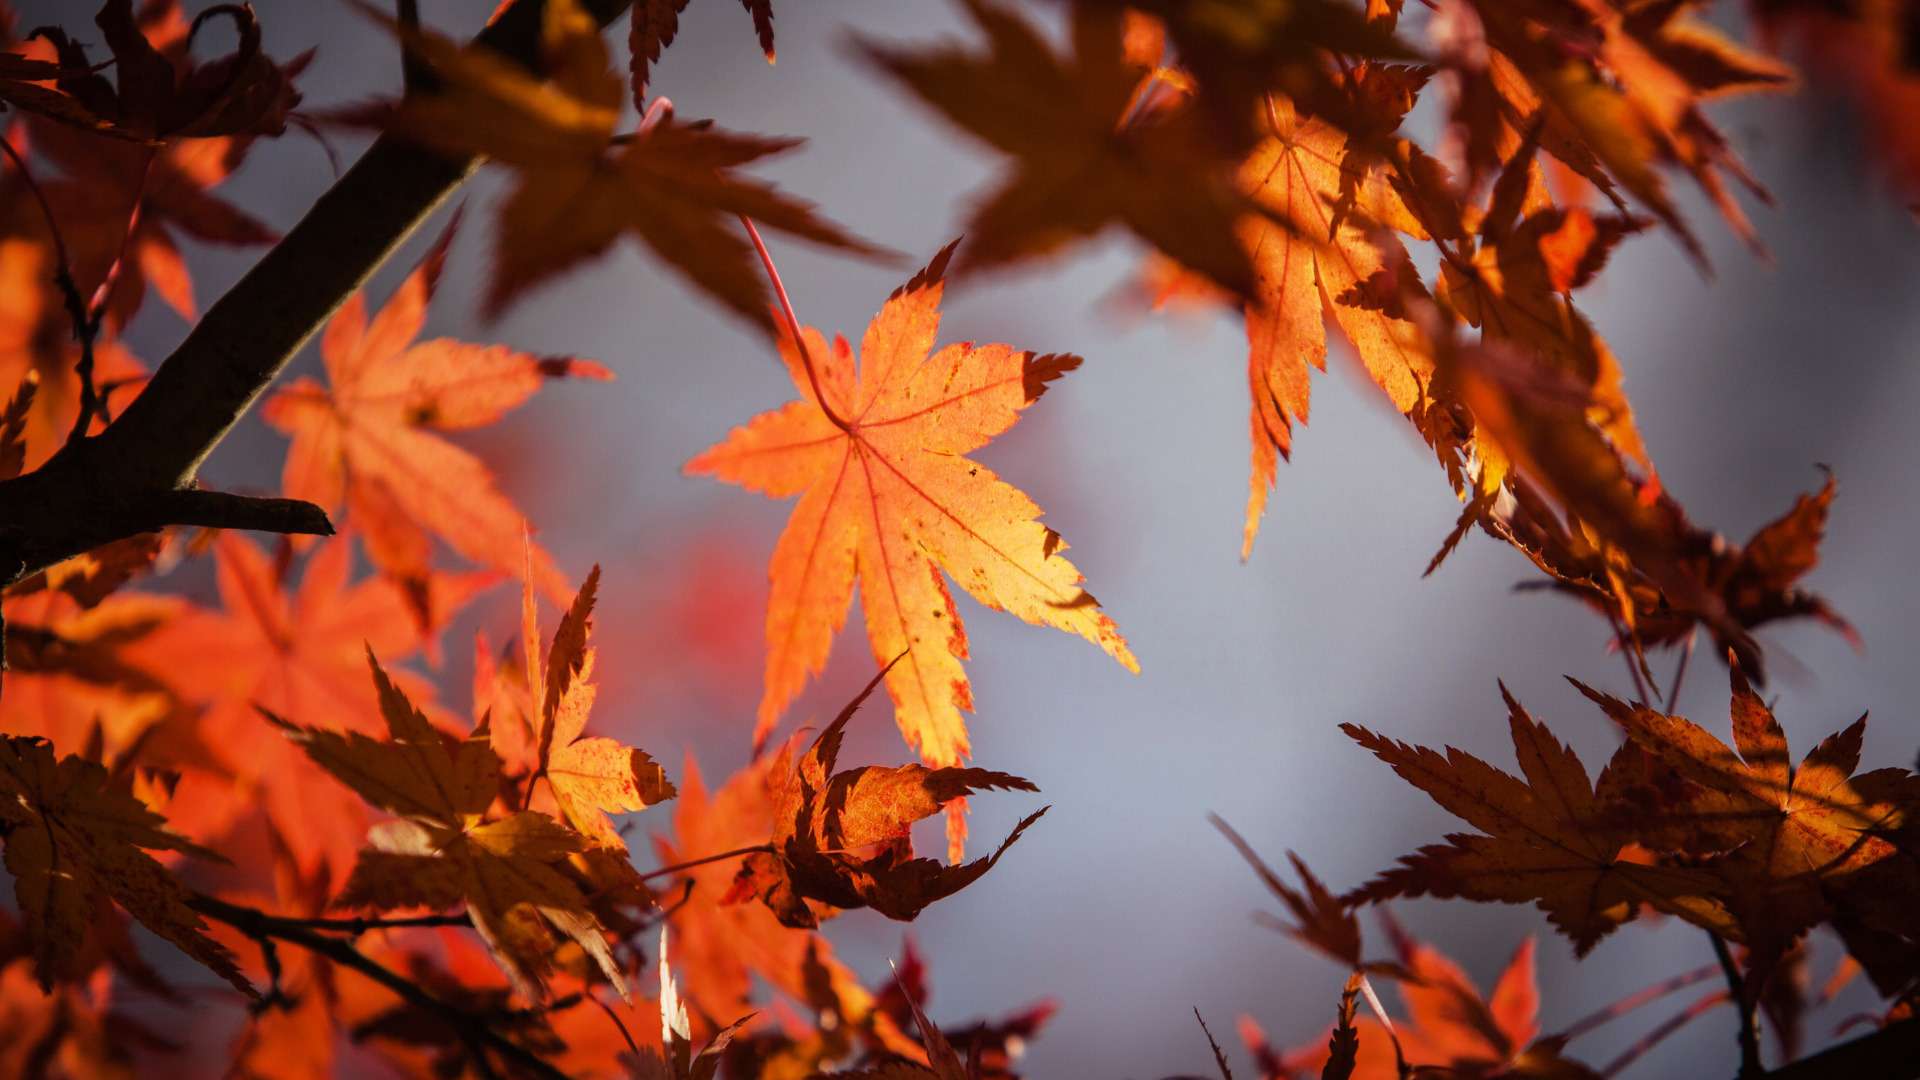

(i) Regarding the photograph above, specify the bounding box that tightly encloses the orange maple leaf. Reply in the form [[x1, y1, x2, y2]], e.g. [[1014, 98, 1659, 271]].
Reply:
[[0, 733, 250, 996], [262, 227, 608, 619], [1267, 932, 1590, 1080], [350, 0, 881, 326], [657, 752, 882, 1044], [121, 532, 487, 879], [861, 0, 1258, 297], [277, 653, 627, 1001], [1235, 91, 1436, 556], [519, 566, 678, 851], [686, 242, 1136, 851], [723, 667, 1045, 929], [1578, 662, 1910, 976], [1345, 683, 1735, 953]]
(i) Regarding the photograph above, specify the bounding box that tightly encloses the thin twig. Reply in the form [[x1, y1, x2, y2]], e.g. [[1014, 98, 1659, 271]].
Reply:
[[641, 844, 774, 882], [1669, 628, 1696, 713], [1709, 932, 1765, 1078], [739, 215, 851, 432], [0, 132, 104, 449], [1555, 963, 1721, 1043], [189, 894, 572, 1080], [268, 911, 474, 936], [1604, 606, 1652, 706], [1599, 989, 1731, 1078], [592, 990, 641, 1057], [641, 879, 697, 931]]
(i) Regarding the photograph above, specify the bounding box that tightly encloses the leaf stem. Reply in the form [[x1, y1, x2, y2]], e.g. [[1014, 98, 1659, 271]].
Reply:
[[739, 215, 851, 432], [1709, 931, 1765, 1078], [188, 894, 571, 1080], [1668, 628, 1696, 712], [641, 844, 774, 882], [1554, 963, 1721, 1043], [1598, 988, 1730, 1078]]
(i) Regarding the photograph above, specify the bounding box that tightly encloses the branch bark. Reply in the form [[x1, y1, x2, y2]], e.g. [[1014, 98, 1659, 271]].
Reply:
[[0, 0, 634, 583], [1765, 1017, 1920, 1080]]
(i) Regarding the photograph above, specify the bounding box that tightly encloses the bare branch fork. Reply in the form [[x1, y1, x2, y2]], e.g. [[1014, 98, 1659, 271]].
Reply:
[[0, 0, 635, 585]]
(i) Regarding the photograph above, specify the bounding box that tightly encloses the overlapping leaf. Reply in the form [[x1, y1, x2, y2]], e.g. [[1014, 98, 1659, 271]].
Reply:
[[1345, 684, 1734, 952], [520, 567, 677, 851], [352, 0, 880, 325], [275, 652, 625, 1001], [264, 227, 604, 623], [0, 734, 249, 995], [1578, 664, 1912, 978], [688, 243, 1135, 854], [121, 532, 486, 878], [722, 668, 1045, 929], [862, 0, 1259, 296]]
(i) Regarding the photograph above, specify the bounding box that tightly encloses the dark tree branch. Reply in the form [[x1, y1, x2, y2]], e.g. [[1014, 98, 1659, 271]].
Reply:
[[1764, 1017, 1920, 1080], [189, 894, 571, 1080], [0, 0, 634, 584]]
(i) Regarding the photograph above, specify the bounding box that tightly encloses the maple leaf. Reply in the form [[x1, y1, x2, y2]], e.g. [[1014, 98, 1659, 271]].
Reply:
[[0, 733, 251, 996], [521, 567, 677, 851], [1449, 0, 1791, 261], [38, 0, 305, 141], [121, 532, 485, 879], [630, 0, 777, 102], [1276, 929, 1601, 1080], [861, 0, 1260, 296], [1344, 683, 1735, 954], [722, 667, 1046, 929], [1527, 472, 1856, 663], [0, 52, 124, 137], [656, 751, 888, 1050], [351, 0, 881, 325], [1436, 331, 1768, 676], [1437, 133, 1652, 470], [1212, 815, 1362, 971], [687, 242, 1136, 816], [276, 651, 627, 1001], [0, 587, 179, 758], [1235, 90, 1438, 555], [35, 123, 280, 327], [1577, 663, 1910, 979], [262, 224, 604, 621]]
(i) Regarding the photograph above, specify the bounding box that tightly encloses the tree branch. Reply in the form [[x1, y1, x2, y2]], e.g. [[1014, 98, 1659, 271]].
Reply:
[[1764, 1017, 1920, 1080], [189, 894, 570, 1080], [0, 0, 634, 584]]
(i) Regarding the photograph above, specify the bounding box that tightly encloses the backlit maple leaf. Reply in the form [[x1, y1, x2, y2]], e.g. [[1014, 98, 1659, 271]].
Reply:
[[120, 532, 485, 879], [862, 0, 1259, 296], [688, 243, 1136, 837], [263, 227, 605, 620], [657, 752, 882, 1044], [1578, 663, 1909, 978], [1235, 90, 1436, 555], [1345, 683, 1735, 953], [1266, 930, 1599, 1080], [277, 653, 626, 1001], [630, 0, 777, 101], [522, 567, 677, 851], [352, 0, 881, 325], [723, 667, 1045, 929], [0, 733, 250, 996]]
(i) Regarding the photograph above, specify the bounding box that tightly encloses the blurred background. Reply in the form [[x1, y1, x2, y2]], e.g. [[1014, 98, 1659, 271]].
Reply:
[[17, 0, 1920, 1075]]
